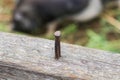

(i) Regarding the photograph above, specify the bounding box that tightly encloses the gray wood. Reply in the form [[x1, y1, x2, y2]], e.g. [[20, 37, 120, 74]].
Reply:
[[0, 32, 120, 80]]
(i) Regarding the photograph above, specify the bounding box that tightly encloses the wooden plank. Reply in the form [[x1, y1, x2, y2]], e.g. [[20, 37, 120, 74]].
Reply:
[[0, 32, 120, 80]]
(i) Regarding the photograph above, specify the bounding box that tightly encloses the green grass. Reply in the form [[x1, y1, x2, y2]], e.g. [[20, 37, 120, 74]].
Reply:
[[0, 22, 8, 32], [86, 30, 120, 53]]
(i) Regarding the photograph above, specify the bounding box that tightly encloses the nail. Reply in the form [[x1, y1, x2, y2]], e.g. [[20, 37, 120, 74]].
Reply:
[[54, 31, 61, 59]]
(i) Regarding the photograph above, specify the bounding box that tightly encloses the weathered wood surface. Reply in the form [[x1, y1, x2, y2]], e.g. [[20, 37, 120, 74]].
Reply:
[[0, 32, 120, 80]]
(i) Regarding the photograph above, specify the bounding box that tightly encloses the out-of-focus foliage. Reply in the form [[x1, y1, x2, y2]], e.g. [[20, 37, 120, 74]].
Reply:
[[86, 30, 120, 53], [0, 23, 8, 32], [0, 0, 120, 53], [62, 24, 78, 37]]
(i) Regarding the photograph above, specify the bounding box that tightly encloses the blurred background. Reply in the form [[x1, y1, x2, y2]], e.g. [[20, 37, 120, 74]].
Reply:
[[0, 0, 120, 53]]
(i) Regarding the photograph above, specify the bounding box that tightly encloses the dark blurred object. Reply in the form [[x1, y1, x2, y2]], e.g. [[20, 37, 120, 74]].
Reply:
[[11, 0, 119, 35]]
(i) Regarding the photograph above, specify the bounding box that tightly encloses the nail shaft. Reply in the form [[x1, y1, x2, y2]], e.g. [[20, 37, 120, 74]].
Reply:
[[54, 31, 61, 59]]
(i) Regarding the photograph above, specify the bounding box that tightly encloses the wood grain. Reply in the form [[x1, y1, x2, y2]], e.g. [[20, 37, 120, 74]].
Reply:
[[0, 32, 119, 80]]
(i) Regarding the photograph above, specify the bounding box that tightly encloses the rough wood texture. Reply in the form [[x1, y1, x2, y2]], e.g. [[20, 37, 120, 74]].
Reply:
[[0, 32, 120, 80]]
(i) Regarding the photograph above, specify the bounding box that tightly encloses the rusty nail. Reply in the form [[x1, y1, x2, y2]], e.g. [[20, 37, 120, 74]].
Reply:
[[54, 31, 61, 59]]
